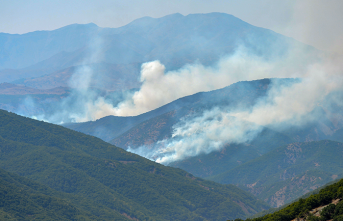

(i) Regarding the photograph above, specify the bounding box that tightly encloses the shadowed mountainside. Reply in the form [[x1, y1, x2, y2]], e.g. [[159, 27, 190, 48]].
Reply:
[[209, 140, 343, 207]]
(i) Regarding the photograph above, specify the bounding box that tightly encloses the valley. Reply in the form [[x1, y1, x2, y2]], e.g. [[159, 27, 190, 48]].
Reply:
[[0, 6, 342, 221]]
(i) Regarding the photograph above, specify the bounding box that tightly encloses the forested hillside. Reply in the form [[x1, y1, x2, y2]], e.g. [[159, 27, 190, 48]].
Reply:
[[0, 109, 269, 220], [0, 168, 100, 220]]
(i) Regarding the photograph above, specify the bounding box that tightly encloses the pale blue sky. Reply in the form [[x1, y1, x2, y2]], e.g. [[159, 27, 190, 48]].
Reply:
[[1, 0, 342, 51]]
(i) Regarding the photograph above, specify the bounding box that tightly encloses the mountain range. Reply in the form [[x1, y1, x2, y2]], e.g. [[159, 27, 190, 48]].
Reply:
[[0, 12, 317, 118], [0, 12, 341, 220]]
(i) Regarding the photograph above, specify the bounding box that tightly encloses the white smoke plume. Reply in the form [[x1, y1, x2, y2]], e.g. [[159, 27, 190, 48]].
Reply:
[[128, 54, 343, 164], [125, 0, 343, 164], [34, 45, 309, 123], [30, 33, 127, 123], [112, 45, 313, 116], [128, 107, 263, 164], [21, 2, 343, 165], [25, 29, 343, 165]]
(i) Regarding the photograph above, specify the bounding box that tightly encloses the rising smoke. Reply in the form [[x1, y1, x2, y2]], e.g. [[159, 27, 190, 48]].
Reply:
[[128, 54, 343, 164], [125, 1, 343, 164], [28, 37, 343, 164], [25, 2, 343, 164]]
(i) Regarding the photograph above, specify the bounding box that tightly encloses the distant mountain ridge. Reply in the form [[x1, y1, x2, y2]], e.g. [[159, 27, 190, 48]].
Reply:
[[0, 12, 315, 89], [0, 23, 99, 69], [0, 83, 70, 95]]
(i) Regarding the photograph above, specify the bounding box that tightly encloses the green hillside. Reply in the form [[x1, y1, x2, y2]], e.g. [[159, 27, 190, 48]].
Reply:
[[0, 109, 269, 220], [238, 178, 343, 221], [0, 168, 101, 220], [210, 141, 343, 207]]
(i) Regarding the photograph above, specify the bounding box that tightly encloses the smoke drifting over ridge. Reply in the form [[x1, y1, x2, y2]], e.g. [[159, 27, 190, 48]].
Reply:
[[123, 2, 343, 164], [23, 5, 343, 164], [28, 38, 343, 165], [51, 44, 315, 122], [31, 43, 310, 123], [127, 54, 343, 164]]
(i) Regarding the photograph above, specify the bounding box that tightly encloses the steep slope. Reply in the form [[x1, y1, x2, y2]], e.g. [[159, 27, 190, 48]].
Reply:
[[210, 140, 343, 207], [0, 168, 100, 220], [243, 178, 343, 221], [0, 109, 269, 220]]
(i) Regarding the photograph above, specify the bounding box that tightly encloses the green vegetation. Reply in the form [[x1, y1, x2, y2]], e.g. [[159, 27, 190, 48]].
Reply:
[[236, 178, 343, 221], [0, 109, 269, 220], [0, 168, 98, 220]]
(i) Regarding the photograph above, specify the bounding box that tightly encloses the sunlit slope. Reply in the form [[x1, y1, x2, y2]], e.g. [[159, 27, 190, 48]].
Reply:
[[0, 109, 269, 220], [210, 140, 343, 207]]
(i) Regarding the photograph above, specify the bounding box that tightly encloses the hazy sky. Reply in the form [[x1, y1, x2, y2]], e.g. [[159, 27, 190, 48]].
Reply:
[[1, 0, 342, 52]]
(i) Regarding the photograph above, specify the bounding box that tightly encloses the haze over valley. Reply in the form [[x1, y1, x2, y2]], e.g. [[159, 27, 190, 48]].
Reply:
[[1, 1, 343, 220]]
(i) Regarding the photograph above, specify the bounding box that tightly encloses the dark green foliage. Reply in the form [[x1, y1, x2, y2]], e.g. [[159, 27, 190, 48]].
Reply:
[[244, 178, 343, 221], [0, 109, 269, 220], [0, 168, 98, 220], [320, 204, 335, 220], [335, 200, 343, 217], [334, 215, 343, 221]]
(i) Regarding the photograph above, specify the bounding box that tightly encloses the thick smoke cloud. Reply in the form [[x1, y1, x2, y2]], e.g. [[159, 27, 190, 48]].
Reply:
[[124, 2, 343, 164], [32, 44, 311, 122], [128, 53, 343, 164], [15, 2, 343, 165], [128, 107, 263, 164], [113, 50, 274, 116], [112, 45, 314, 116]]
